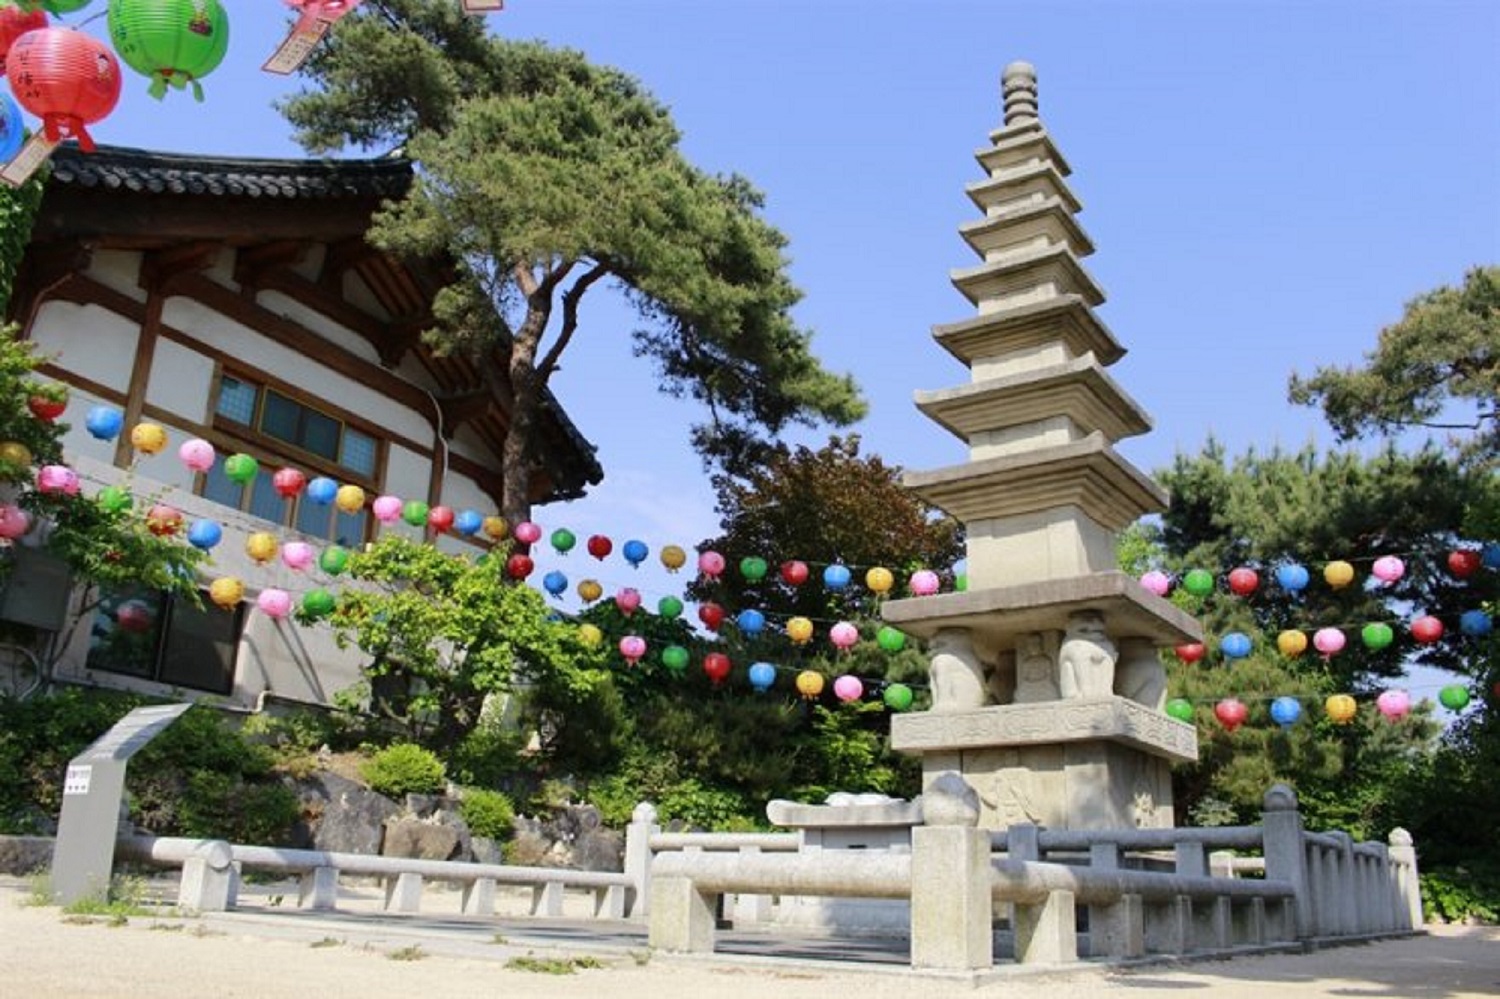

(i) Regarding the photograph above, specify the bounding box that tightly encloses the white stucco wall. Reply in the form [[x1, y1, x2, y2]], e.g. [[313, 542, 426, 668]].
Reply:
[[145, 337, 214, 423], [29, 301, 140, 390]]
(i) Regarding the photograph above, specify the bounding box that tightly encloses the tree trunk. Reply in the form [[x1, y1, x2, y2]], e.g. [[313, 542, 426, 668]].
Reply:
[[501, 306, 546, 530]]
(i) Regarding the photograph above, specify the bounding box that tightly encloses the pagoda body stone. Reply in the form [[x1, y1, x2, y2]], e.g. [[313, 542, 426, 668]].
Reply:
[[886, 62, 1200, 831]]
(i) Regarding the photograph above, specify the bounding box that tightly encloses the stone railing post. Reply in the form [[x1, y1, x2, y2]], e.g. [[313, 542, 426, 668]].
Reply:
[[1261, 783, 1310, 940], [1330, 831, 1356, 935], [910, 772, 993, 971], [1387, 828, 1421, 930], [623, 802, 659, 919], [177, 840, 235, 912], [1089, 841, 1143, 958]]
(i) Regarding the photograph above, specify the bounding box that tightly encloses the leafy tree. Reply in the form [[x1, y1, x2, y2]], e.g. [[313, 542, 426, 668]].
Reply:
[[323, 534, 597, 751], [283, 0, 865, 520], [0, 171, 44, 316]]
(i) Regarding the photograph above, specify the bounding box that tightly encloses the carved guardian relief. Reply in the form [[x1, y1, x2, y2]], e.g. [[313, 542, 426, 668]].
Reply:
[[928, 628, 991, 711], [1115, 636, 1167, 711], [1057, 610, 1116, 699], [1012, 630, 1060, 703]]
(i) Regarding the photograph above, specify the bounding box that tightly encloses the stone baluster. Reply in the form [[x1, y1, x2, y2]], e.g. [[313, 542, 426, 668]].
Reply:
[[622, 801, 659, 919], [1261, 784, 1310, 940], [1387, 828, 1421, 930], [911, 772, 995, 971]]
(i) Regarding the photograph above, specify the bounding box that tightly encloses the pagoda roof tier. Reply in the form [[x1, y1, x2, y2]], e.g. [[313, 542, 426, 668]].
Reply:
[[932, 294, 1125, 369], [976, 121, 1074, 178], [905, 432, 1165, 528], [881, 570, 1203, 652], [950, 243, 1104, 310], [959, 196, 1094, 261], [915, 355, 1151, 444], [965, 160, 1081, 216]]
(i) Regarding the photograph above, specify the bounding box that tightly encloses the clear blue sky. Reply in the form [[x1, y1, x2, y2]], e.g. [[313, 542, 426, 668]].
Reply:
[[68, 1, 1500, 618]]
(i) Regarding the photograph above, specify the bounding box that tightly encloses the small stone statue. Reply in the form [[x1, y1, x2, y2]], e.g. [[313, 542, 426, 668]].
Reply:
[[928, 628, 990, 711], [1012, 630, 1059, 703], [1115, 637, 1168, 710], [1057, 610, 1117, 699], [921, 771, 980, 827]]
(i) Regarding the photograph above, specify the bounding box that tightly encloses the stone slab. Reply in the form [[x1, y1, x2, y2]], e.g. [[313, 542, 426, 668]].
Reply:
[[891, 696, 1197, 764], [881, 570, 1202, 650], [931, 293, 1124, 369]]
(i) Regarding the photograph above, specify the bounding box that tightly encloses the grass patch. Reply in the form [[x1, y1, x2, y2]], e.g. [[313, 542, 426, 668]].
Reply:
[[387, 945, 426, 962], [310, 936, 345, 949], [58, 875, 160, 921], [505, 955, 605, 975], [146, 922, 185, 932]]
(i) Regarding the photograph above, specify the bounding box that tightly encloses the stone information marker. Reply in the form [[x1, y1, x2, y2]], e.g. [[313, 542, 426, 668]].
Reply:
[[885, 63, 1200, 831]]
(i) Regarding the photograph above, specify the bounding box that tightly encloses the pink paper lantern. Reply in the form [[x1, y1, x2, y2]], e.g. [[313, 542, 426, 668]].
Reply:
[[281, 541, 314, 571], [513, 520, 542, 545], [1376, 689, 1411, 721], [177, 438, 215, 472], [1139, 570, 1171, 596], [0, 503, 30, 539], [1312, 627, 1346, 657], [36, 464, 79, 495], [618, 635, 646, 666], [371, 495, 403, 523], [829, 621, 859, 649], [615, 587, 641, 616], [832, 674, 864, 702], [1371, 556, 1405, 583], [698, 550, 725, 578], [256, 588, 292, 619], [286, 0, 361, 31], [909, 569, 940, 595]]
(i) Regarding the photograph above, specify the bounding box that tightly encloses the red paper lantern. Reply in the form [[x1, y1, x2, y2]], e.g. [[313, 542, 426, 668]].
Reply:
[[1227, 567, 1259, 596], [1214, 698, 1249, 732], [703, 652, 731, 685], [0, 6, 47, 79], [505, 553, 534, 580], [1448, 550, 1481, 578], [1410, 615, 1444, 644], [427, 505, 455, 532], [7, 28, 122, 152], [586, 534, 612, 560], [272, 467, 306, 498], [1174, 642, 1205, 664], [780, 559, 809, 586], [697, 601, 724, 631], [285, 0, 361, 31]]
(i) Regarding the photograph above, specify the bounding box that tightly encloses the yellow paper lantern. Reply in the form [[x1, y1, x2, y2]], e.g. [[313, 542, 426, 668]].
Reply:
[[659, 544, 687, 572], [1325, 693, 1358, 724], [865, 566, 894, 594], [785, 616, 814, 644], [129, 422, 167, 454], [482, 515, 508, 541], [208, 576, 244, 609], [1323, 560, 1356, 589], [577, 623, 603, 648], [577, 578, 603, 603], [795, 669, 825, 700], [245, 531, 278, 564], [1276, 629, 1308, 657], [0, 441, 33, 467], [335, 484, 366, 513]]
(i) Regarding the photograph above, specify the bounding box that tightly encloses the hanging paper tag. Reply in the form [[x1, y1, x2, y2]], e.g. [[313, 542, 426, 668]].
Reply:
[[0, 133, 57, 188], [461, 0, 504, 13], [263, 19, 332, 76]]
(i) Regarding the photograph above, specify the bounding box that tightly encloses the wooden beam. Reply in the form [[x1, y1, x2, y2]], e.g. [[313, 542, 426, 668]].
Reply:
[[7, 240, 94, 329], [254, 267, 420, 369], [140, 241, 222, 295], [233, 241, 311, 291], [317, 236, 380, 289]]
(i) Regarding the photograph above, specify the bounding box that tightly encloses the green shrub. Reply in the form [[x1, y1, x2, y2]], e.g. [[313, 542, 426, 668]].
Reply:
[[447, 724, 524, 788], [1422, 867, 1500, 924], [361, 743, 446, 797], [460, 788, 516, 841]]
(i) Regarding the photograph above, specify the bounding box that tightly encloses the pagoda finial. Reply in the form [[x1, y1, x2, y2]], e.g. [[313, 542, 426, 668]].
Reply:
[[1002, 61, 1039, 126]]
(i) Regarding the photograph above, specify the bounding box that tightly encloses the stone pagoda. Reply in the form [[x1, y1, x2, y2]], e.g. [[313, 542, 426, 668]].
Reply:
[[884, 62, 1201, 831]]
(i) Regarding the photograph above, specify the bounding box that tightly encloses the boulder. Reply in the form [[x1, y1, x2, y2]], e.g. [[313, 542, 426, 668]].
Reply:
[[294, 771, 399, 854], [381, 816, 460, 861]]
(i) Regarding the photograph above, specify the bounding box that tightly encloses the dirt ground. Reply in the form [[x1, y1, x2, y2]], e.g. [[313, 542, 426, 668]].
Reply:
[[2, 878, 1496, 999]]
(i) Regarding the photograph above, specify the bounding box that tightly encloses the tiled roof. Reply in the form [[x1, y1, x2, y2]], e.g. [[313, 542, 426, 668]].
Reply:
[[47, 143, 413, 200]]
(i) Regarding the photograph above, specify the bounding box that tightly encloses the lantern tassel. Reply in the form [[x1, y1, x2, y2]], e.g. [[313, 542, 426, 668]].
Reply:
[[148, 76, 168, 100]]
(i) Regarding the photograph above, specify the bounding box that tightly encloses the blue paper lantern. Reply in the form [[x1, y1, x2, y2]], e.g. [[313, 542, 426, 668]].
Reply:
[[1274, 563, 1310, 591], [305, 477, 338, 505], [0, 93, 23, 163], [1483, 544, 1500, 570], [737, 609, 766, 636], [622, 539, 649, 567], [186, 519, 222, 550], [1219, 632, 1253, 659], [453, 509, 483, 536], [1269, 696, 1302, 728], [748, 661, 776, 692], [82, 406, 124, 440], [823, 564, 851, 590], [1460, 610, 1493, 637], [542, 570, 568, 597]]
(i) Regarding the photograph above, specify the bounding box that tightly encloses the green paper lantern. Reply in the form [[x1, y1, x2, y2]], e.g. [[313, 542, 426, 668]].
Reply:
[[657, 595, 683, 618], [550, 528, 576, 554], [1438, 684, 1471, 711], [318, 545, 349, 575], [35, 0, 91, 14], [223, 453, 258, 484], [402, 500, 429, 527], [661, 645, 689, 673], [96, 485, 133, 513], [301, 588, 335, 618], [1361, 622, 1395, 651], [955, 573, 968, 592], [882, 683, 914, 712], [875, 626, 907, 653], [1182, 569, 1215, 598], [1165, 698, 1195, 723], [108, 0, 230, 101], [739, 556, 768, 582]]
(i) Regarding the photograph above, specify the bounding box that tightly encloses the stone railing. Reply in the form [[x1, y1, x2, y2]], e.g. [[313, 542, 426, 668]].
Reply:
[[114, 835, 636, 919], [642, 781, 1422, 972]]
